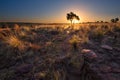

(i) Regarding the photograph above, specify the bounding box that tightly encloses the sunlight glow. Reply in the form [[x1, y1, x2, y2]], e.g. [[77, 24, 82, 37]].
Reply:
[[73, 19, 80, 24]]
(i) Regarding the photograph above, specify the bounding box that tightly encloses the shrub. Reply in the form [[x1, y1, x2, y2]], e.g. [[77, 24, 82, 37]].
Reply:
[[4, 35, 25, 51], [69, 35, 81, 50], [91, 26, 106, 39]]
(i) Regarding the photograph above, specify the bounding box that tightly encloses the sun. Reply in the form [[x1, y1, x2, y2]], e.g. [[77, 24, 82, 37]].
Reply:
[[73, 19, 80, 24]]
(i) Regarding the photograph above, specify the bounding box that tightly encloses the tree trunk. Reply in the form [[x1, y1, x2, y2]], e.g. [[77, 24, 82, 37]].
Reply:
[[70, 20, 73, 25]]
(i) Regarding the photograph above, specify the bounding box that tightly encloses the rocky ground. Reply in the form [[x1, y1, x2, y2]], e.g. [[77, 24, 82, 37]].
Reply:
[[0, 24, 120, 80]]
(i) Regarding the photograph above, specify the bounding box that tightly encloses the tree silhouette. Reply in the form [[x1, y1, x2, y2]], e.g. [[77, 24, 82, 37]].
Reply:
[[115, 18, 119, 22], [66, 12, 80, 24], [111, 19, 115, 23], [111, 18, 119, 23]]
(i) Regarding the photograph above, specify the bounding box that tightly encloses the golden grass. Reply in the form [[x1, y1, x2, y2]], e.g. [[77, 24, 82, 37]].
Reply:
[[69, 35, 81, 44], [4, 35, 25, 50], [0, 28, 25, 51], [23, 26, 31, 31], [14, 24, 20, 30], [0, 23, 120, 51], [92, 27, 106, 37], [29, 43, 41, 51]]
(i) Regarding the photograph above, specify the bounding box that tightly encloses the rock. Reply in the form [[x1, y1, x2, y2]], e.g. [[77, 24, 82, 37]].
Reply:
[[66, 31, 70, 34], [99, 65, 112, 73], [111, 68, 120, 73], [15, 64, 33, 74], [81, 49, 97, 60], [101, 45, 113, 50], [96, 54, 106, 63], [102, 37, 113, 44], [110, 62, 120, 69], [114, 47, 120, 51]]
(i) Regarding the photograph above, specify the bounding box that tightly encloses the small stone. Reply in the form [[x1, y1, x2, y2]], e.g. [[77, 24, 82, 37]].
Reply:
[[66, 31, 70, 34], [101, 45, 113, 50], [15, 64, 33, 74], [111, 68, 120, 73], [99, 65, 112, 73], [114, 47, 120, 51], [110, 62, 119, 69], [81, 49, 97, 60]]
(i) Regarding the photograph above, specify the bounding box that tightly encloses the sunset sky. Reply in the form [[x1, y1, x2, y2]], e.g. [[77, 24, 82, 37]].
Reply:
[[0, 0, 120, 23]]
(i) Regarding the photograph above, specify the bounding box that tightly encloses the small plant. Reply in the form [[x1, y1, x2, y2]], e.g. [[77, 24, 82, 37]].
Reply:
[[92, 27, 106, 39], [0, 31, 25, 63], [69, 35, 81, 50], [4, 35, 25, 50], [81, 36, 89, 44], [113, 25, 120, 32], [14, 24, 20, 30], [29, 43, 41, 51], [53, 71, 60, 80], [34, 71, 46, 79], [19, 31, 26, 37], [23, 26, 31, 32]]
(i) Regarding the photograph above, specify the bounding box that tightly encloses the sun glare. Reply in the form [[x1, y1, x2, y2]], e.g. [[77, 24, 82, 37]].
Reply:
[[73, 19, 80, 24]]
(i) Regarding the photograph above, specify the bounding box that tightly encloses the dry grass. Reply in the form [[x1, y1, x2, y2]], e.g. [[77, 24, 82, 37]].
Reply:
[[92, 27, 106, 38], [0, 27, 25, 51], [0, 23, 120, 80], [4, 35, 25, 50], [29, 43, 41, 51], [0, 23, 120, 51], [23, 26, 31, 32]]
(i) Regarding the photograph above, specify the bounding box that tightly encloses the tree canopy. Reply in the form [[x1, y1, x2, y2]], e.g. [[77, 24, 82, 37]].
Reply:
[[67, 12, 80, 24], [111, 18, 119, 23]]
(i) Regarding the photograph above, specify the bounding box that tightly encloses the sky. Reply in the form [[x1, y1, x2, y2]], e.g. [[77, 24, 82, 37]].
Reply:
[[0, 0, 120, 23]]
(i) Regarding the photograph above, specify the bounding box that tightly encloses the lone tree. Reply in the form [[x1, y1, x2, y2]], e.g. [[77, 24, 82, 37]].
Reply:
[[111, 18, 119, 23], [115, 18, 119, 22], [67, 12, 80, 24], [111, 19, 115, 23]]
